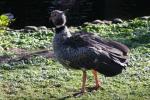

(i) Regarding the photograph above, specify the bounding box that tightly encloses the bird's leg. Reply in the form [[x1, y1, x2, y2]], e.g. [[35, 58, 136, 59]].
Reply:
[[72, 70, 87, 97], [92, 70, 100, 90], [81, 70, 87, 93]]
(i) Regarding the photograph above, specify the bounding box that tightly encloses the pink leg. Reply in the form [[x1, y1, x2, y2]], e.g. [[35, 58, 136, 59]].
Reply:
[[81, 70, 87, 93], [92, 70, 101, 89]]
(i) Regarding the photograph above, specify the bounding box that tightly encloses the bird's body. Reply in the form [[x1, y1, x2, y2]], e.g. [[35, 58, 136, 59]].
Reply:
[[50, 10, 129, 93], [53, 26, 129, 77]]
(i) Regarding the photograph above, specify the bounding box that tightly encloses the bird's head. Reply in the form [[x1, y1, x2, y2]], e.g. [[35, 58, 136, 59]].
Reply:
[[50, 10, 66, 28]]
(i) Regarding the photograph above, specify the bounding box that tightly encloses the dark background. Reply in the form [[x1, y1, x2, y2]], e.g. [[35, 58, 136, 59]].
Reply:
[[0, 0, 150, 28]]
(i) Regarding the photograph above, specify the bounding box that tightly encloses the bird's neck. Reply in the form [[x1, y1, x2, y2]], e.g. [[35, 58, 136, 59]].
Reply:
[[55, 25, 71, 37]]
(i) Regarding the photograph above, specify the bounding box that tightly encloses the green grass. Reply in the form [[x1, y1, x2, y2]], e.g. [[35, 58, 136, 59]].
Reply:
[[0, 18, 150, 100]]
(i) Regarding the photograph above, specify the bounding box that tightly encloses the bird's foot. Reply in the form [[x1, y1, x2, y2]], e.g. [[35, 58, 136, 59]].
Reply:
[[87, 85, 103, 92], [94, 85, 101, 90], [72, 86, 104, 97], [73, 89, 87, 97]]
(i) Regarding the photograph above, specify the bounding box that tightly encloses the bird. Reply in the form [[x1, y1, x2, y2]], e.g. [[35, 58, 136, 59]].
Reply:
[[50, 10, 129, 94]]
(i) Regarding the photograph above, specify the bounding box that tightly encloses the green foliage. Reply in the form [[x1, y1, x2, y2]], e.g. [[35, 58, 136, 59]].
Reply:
[[0, 15, 10, 27], [0, 18, 149, 99], [0, 14, 13, 33], [0, 30, 53, 51]]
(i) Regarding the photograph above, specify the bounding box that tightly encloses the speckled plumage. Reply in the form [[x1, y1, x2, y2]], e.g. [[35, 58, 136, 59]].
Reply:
[[53, 26, 129, 77], [51, 10, 129, 77]]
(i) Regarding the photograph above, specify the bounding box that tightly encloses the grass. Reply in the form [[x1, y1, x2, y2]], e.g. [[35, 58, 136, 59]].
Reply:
[[0, 18, 150, 100]]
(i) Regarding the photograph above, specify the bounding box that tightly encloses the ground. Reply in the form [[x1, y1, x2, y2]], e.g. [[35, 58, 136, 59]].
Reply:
[[0, 18, 150, 99]]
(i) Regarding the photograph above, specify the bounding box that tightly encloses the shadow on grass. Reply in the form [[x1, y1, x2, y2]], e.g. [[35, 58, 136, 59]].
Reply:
[[58, 86, 104, 100], [0, 48, 54, 69]]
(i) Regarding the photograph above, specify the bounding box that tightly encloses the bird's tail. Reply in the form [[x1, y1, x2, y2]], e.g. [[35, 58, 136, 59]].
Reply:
[[94, 50, 129, 77], [94, 61, 125, 77]]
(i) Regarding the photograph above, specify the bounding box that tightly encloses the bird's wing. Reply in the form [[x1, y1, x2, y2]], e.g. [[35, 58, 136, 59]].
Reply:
[[66, 31, 128, 53], [94, 37, 129, 56], [63, 31, 129, 66], [62, 31, 92, 48]]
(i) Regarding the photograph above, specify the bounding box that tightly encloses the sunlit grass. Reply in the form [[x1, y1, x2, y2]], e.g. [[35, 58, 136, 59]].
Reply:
[[0, 18, 150, 99]]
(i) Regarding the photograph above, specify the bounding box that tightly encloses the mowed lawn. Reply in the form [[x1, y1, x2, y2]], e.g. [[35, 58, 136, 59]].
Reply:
[[0, 18, 149, 99]]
